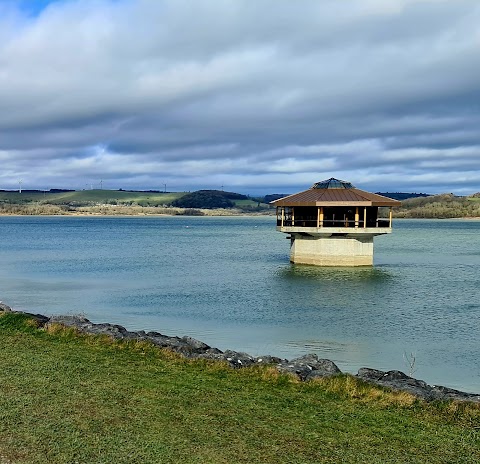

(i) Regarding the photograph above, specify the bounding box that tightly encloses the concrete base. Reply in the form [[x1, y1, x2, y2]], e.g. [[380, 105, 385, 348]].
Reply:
[[290, 235, 374, 266]]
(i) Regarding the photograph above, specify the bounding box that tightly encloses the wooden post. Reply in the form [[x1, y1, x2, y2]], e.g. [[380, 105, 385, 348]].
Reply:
[[281, 207, 284, 227], [389, 207, 393, 228], [355, 207, 359, 228], [292, 207, 295, 226], [320, 207, 324, 227], [317, 207, 320, 228], [364, 207, 367, 228]]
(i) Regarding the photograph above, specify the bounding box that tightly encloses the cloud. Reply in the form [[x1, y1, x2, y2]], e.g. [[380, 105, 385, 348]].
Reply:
[[0, 0, 479, 194]]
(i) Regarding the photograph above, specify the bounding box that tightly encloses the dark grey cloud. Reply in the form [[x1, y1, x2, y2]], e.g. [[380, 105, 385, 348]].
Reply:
[[0, 0, 480, 195]]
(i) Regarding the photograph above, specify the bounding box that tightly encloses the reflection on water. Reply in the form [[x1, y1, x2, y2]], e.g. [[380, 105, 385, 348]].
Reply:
[[279, 263, 393, 282], [285, 338, 354, 353], [0, 216, 479, 393]]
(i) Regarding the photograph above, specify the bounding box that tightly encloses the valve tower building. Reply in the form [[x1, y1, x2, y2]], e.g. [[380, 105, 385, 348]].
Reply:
[[271, 178, 401, 266]]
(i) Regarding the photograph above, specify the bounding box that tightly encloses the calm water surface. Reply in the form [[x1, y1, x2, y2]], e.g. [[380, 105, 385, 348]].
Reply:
[[0, 216, 479, 393]]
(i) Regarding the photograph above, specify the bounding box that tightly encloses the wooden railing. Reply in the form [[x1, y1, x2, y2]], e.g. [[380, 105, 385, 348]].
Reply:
[[277, 218, 391, 228]]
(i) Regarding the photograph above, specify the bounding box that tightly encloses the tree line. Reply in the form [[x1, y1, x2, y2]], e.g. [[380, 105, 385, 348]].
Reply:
[[394, 193, 480, 218]]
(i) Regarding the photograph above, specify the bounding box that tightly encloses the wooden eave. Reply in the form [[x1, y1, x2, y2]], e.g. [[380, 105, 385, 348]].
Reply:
[[275, 200, 374, 207], [271, 188, 401, 208]]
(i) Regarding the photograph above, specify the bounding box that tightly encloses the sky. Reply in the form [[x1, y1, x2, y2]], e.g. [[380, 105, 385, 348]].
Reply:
[[0, 0, 479, 195]]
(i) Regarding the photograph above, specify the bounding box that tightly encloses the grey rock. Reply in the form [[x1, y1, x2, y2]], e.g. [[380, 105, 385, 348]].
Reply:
[[255, 355, 285, 365], [222, 350, 256, 368], [83, 323, 129, 339], [356, 368, 480, 403], [357, 367, 386, 381], [379, 378, 435, 401], [381, 370, 411, 381], [174, 345, 201, 356], [357, 368, 434, 399], [181, 336, 210, 351], [0, 302, 13, 312], [278, 354, 341, 381], [22, 312, 50, 326], [431, 385, 480, 402], [309, 358, 342, 376], [147, 334, 186, 349], [49, 315, 91, 326], [195, 349, 226, 362], [205, 347, 223, 355], [146, 331, 163, 337]]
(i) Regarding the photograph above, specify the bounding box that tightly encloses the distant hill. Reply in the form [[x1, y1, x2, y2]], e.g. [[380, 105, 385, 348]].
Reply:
[[0, 188, 275, 214], [263, 194, 290, 203], [0, 189, 75, 194], [1, 187, 478, 217], [171, 190, 248, 209], [0, 189, 184, 207], [376, 192, 430, 200]]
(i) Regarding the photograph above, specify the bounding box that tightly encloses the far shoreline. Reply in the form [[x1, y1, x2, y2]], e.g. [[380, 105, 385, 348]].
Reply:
[[0, 210, 275, 218], [0, 211, 479, 219]]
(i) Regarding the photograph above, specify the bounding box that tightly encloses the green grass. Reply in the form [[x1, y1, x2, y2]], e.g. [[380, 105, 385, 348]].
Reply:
[[0, 190, 185, 206], [233, 199, 262, 206], [0, 312, 479, 463], [233, 199, 272, 212]]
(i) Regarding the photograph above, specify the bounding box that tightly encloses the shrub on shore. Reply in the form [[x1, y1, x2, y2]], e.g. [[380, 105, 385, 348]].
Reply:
[[0, 202, 67, 215], [394, 194, 480, 218]]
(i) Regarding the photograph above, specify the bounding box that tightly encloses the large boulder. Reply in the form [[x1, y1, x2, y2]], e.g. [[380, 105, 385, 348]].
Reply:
[[357, 368, 434, 400], [222, 350, 256, 369], [254, 355, 285, 365], [278, 354, 341, 381], [48, 315, 90, 329], [356, 368, 480, 402], [0, 302, 13, 312]]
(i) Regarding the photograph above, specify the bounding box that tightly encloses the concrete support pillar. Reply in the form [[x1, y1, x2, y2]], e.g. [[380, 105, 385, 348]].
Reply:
[[355, 207, 359, 228], [290, 234, 374, 266]]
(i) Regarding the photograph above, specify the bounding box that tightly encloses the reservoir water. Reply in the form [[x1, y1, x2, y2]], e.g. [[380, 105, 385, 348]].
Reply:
[[0, 216, 479, 393]]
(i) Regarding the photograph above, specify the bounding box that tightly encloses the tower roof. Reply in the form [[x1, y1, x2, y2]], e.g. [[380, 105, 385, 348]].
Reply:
[[311, 178, 355, 189], [271, 178, 401, 207]]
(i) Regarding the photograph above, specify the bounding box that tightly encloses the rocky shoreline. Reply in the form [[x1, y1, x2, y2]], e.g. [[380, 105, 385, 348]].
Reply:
[[2, 302, 479, 403]]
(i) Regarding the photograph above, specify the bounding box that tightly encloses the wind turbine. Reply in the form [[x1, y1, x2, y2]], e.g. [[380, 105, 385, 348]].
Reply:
[[18, 179, 23, 194]]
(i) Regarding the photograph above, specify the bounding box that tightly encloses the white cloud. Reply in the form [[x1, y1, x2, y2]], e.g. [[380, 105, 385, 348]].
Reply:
[[0, 0, 479, 194]]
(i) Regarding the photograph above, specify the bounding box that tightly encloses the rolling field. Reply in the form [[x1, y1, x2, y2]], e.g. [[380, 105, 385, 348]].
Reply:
[[0, 190, 185, 206]]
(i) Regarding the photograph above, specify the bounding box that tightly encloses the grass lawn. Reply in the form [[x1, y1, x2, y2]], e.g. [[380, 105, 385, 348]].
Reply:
[[0, 312, 479, 463]]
